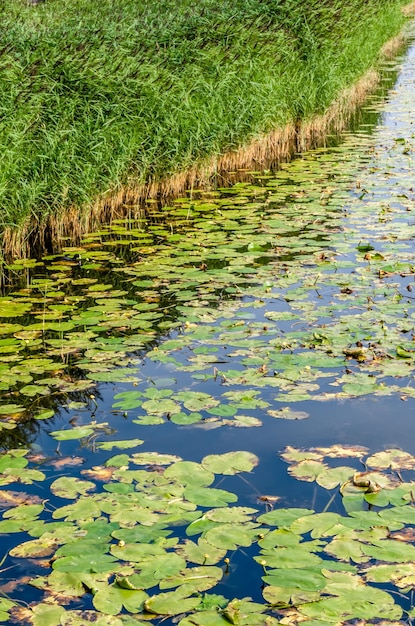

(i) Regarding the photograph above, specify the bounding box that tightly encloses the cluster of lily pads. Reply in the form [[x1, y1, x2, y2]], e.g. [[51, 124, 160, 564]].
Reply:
[[2, 444, 415, 624]]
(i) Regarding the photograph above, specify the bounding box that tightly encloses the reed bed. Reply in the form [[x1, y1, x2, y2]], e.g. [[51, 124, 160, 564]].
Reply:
[[0, 0, 409, 257]]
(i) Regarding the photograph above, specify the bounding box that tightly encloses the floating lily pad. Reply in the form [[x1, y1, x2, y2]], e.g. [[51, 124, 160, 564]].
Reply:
[[93, 585, 148, 615], [204, 524, 259, 550], [131, 452, 181, 466], [201, 452, 259, 475], [164, 461, 214, 487], [267, 408, 309, 420], [97, 439, 144, 451], [184, 486, 238, 507], [50, 426, 97, 440], [144, 591, 202, 615], [50, 477, 96, 499], [53, 553, 119, 573], [176, 539, 227, 566], [0, 404, 25, 415]]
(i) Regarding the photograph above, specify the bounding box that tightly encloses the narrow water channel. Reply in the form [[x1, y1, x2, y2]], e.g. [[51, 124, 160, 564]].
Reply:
[[1, 28, 415, 626]]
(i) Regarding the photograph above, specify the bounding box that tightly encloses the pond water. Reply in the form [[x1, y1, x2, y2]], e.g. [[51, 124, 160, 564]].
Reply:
[[2, 28, 415, 626]]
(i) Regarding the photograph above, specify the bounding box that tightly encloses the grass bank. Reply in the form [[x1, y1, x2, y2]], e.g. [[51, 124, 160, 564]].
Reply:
[[0, 0, 411, 256]]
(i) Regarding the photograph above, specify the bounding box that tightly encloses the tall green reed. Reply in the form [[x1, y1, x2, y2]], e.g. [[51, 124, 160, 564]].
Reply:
[[0, 0, 408, 234]]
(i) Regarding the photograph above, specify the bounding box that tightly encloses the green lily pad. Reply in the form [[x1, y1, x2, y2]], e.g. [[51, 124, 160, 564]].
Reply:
[[176, 539, 227, 565], [184, 486, 238, 507], [144, 590, 202, 615], [201, 452, 259, 475], [29, 603, 66, 626], [164, 461, 214, 487], [159, 565, 223, 592], [50, 477, 96, 499], [53, 553, 119, 573], [112, 391, 143, 411], [178, 610, 233, 626], [97, 439, 144, 451], [93, 584, 148, 615], [257, 508, 314, 527], [204, 523, 259, 550], [49, 426, 96, 441], [131, 452, 181, 466], [0, 404, 25, 415], [205, 507, 258, 523], [263, 568, 326, 591]]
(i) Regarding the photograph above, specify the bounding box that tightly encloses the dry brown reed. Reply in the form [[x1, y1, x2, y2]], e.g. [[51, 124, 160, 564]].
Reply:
[[402, 2, 415, 16], [1, 31, 409, 261]]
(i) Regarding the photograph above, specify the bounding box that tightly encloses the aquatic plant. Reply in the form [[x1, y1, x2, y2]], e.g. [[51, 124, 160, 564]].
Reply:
[[0, 0, 409, 255], [3, 444, 415, 623]]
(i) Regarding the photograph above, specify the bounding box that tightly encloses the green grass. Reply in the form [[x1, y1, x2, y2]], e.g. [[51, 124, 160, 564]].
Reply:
[[0, 0, 408, 232]]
